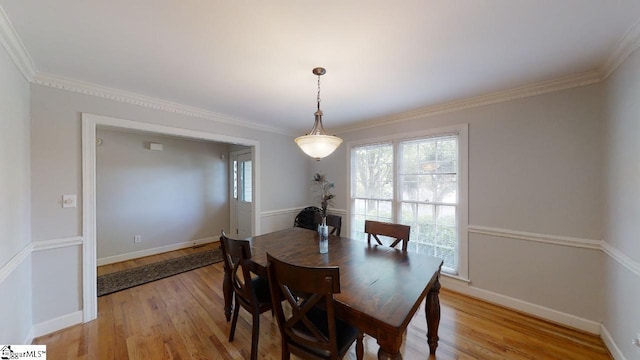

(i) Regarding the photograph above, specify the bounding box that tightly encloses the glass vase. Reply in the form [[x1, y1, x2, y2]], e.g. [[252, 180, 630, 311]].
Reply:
[[318, 218, 329, 254]]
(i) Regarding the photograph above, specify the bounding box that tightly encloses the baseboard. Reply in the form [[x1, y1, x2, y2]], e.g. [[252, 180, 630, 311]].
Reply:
[[440, 276, 601, 334], [30, 310, 83, 341], [22, 327, 34, 345], [97, 236, 217, 266], [601, 325, 627, 360]]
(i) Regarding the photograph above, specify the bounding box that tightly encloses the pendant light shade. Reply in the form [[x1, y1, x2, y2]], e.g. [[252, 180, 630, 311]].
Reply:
[[295, 67, 342, 161]]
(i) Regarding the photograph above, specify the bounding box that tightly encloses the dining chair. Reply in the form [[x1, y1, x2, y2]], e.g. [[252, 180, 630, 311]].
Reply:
[[314, 213, 342, 236], [294, 206, 322, 231], [364, 220, 411, 252], [220, 231, 272, 360], [266, 253, 363, 360]]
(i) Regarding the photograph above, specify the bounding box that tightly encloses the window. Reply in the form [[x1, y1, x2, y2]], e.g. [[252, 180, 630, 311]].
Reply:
[[240, 160, 252, 202], [349, 125, 468, 276], [233, 160, 238, 199], [233, 154, 252, 202]]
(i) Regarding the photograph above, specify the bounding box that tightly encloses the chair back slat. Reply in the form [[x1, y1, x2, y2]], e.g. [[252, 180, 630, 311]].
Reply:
[[364, 220, 410, 251], [220, 232, 256, 304], [267, 253, 345, 360], [220, 231, 276, 360], [314, 213, 343, 236]]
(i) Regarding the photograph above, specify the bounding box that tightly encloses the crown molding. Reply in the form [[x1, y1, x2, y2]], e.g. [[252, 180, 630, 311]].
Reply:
[[32, 72, 295, 136], [334, 70, 603, 134], [0, 6, 36, 81], [601, 17, 640, 80], [3, 2, 637, 137]]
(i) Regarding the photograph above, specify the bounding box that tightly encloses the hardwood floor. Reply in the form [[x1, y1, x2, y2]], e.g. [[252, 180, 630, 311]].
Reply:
[[36, 245, 612, 359]]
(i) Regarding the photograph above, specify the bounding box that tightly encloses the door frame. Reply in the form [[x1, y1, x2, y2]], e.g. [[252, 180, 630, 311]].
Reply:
[[229, 149, 253, 238], [81, 113, 261, 322]]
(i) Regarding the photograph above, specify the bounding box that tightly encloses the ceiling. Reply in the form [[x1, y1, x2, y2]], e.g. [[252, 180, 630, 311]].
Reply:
[[2, 1, 640, 134]]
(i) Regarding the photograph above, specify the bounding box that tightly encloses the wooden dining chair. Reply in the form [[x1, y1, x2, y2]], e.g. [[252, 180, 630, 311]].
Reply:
[[364, 220, 411, 252], [314, 213, 342, 237], [294, 206, 322, 231], [220, 231, 272, 360], [266, 253, 363, 360]]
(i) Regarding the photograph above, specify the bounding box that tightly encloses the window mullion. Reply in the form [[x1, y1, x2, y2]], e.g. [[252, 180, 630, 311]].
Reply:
[[393, 139, 399, 224]]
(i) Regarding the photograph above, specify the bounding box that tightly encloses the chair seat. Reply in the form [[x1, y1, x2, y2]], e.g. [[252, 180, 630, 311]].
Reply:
[[290, 307, 359, 359], [251, 276, 271, 304]]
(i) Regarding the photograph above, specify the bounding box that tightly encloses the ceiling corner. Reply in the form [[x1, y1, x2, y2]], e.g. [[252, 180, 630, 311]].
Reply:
[[601, 16, 640, 79], [0, 6, 36, 81]]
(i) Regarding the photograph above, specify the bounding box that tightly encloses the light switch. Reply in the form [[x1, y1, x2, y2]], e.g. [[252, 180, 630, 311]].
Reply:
[[62, 194, 77, 208]]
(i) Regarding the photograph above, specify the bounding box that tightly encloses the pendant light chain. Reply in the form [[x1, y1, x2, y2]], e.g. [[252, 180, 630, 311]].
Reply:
[[316, 74, 321, 111]]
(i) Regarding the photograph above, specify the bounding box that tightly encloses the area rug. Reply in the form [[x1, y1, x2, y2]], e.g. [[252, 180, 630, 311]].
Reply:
[[97, 247, 223, 297]]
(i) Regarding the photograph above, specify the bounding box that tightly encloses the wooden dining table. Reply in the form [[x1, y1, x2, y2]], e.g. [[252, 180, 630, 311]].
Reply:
[[221, 227, 443, 360]]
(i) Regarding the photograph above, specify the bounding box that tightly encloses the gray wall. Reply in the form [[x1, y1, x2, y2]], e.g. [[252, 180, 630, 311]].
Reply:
[[96, 128, 230, 261], [4, 40, 637, 358], [321, 83, 605, 323], [28, 83, 310, 326], [0, 43, 32, 343], [602, 48, 640, 360]]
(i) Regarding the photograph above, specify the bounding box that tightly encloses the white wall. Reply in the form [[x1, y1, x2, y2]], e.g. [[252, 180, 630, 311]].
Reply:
[[602, 47, 640, 360], [329, 84, 605, 327], [28, 83, 310, 328], [0, 42, 31, 343], [96, 128, 230, 261]]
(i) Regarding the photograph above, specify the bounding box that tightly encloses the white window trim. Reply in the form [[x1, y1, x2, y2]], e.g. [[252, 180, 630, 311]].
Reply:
[[346, 124, 469, 280]]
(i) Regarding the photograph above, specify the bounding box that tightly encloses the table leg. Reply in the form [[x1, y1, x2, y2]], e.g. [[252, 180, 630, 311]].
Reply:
[[376, 333, 403, 360], [425, 275, 441, 354], [222, 251, 232, 322]]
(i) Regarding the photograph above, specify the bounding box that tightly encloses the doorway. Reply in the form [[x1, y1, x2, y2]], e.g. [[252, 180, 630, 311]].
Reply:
[[82, 113, 261, 322]]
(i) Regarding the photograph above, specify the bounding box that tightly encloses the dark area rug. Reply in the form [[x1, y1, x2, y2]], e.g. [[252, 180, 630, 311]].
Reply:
[[97, 247, 222, 297]]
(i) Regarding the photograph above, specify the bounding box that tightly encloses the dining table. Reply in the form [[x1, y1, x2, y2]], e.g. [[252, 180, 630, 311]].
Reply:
[[221, 226, 443, 360]]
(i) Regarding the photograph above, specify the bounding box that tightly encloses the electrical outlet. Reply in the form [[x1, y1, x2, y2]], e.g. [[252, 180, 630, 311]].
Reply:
[[134, 235, 142, 243]]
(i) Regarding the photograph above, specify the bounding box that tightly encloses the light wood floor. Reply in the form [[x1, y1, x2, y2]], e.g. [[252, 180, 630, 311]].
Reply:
[[36, 244, 612, 359]]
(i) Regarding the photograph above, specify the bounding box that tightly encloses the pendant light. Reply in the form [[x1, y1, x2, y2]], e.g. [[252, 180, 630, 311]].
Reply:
[[295, 67, 343, 161]]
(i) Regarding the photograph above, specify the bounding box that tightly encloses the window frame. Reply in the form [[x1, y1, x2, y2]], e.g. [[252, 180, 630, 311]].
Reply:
[[347, 124, 469, 280]]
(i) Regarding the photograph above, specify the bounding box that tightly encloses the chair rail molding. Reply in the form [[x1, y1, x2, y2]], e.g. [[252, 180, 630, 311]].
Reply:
[[32, 236, 83, 252], [1, 236, 84, 287], [601, 240, 640, 278], [468, 225, 602, 250], [261, 207, 303, 218], [0, 242, 31, 284], [468, 225, 640, 280]]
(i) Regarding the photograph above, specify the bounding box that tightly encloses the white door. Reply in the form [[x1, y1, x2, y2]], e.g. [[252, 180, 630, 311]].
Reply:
[[230, 150, 253, 239]]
